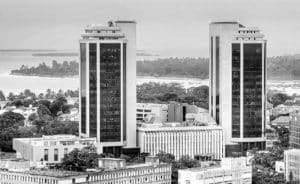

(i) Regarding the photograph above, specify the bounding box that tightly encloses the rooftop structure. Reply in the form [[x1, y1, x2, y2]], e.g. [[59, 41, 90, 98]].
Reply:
[[13, 135, 97, 167], [178, 157, 252, 184]]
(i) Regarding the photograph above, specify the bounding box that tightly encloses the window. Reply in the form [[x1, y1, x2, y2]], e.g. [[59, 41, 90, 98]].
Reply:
[[44, 149, 48, 161], [243, 43, 263, 138], [232, 43, 241, 138], [80, 43, 87, 134], [89, 43, 97, 137], [64, 148, 68, 157], [54, 149, 58, 161]]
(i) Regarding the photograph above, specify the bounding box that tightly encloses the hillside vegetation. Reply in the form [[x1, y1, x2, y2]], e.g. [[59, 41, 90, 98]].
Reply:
[[137, 55, 300, 80]]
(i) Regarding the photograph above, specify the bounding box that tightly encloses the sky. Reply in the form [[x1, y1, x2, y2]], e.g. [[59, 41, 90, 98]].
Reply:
[[0, 0, 300, 57]]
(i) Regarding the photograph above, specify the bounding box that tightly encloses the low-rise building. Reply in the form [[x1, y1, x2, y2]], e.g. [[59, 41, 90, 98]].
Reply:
[[178, 157, 252, 184], [137, 122, 224, 160], [0, 169, 87, 184], [0, 156, 172, 184], [265, 128, 279, 149], [290, 112, 300, 149], [275, 161, 284, 174], [271, 116, 291, 128], [13, 135, 97, 167], [270, 104, 300, 117], [136, 103, 168, 122], [284, 149, 300, 183], [89, 156, 172, 184]]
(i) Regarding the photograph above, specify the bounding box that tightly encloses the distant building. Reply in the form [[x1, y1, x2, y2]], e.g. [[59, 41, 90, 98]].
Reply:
[[79, 20, 138, 155], [0, 156, 172, 184], [290, 112, 300, 149], [270, 104, 300, 117], [57, 108, 79, 121], [0, 158, 31, 171], [209, 20, 267, 155], [137, 122, 224, 160], [13, 135, 97, 167], [178, 157, 252, 184], [136, 103, 168, 122], [265, 128, 279, 149], [284, 149, 300, 183], [271, 116, 291, 128], [275, 161, 284, 174], [168, 102, 200, 122]]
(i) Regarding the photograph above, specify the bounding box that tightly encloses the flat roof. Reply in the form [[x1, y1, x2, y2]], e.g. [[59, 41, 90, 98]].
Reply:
[[2, 169, 86, 178], [115, 20, 136, 24]]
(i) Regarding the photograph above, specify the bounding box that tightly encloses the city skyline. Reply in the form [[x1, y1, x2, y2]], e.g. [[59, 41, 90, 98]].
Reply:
[[0, 0, 300, 57]]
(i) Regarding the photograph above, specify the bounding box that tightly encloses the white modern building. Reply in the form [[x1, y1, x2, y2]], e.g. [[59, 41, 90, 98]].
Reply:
[[284, 149, 300, 183], [209, 20, 267, 155], [137, 122, 224, 160], [79, 20, 138, 155], [13, 135, 97, 167], [178, 157, 252, 184], [136, 103, 168, 122]]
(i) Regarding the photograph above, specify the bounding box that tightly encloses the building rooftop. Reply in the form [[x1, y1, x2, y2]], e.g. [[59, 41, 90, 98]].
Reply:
[[1, 169, 86, 178], [138, 122, 222, 131], [209, 19, 239, 24], [271, 116, 291, 125]]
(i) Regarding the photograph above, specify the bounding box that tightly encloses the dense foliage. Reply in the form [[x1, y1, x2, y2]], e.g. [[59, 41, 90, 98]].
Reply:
[[267, 92, 292, 107], [137, 82, 209, 109], [60, 145, 99, 171], [9, 55, 300, 79], [5, 88, 79, 102], [251, 126, 290, 184], [0, 97, 78, 152], [11, 60, 78, 77], [137, 58, 209, 78]]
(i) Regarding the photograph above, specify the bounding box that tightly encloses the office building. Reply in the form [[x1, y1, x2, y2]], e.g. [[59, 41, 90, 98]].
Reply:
[[209, 20, 267, 155], [290, 112, 300, 149], [136, 103, 168, 122], [79, 20, 138, 155], [137, 122, 224, 160], [167, 102, 200, 122], [284, 149, 300, 183], [178, 157, 252, 184], [13, 135, 97, 167], [0, 157, 172, 184]]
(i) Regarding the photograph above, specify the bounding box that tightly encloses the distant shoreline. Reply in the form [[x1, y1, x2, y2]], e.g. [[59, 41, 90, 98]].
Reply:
[[9, 73, 300, 82], [10, 72, 79, 78]]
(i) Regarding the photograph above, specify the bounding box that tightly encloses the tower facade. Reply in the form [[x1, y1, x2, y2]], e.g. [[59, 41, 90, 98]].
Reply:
[[209, 20, 266, 155], [79, 20, 137, 155]]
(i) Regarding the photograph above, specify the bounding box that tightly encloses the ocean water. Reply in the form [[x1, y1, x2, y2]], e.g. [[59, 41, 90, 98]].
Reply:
[[0, 51, 299, 96], [0, 51, 79, 95]]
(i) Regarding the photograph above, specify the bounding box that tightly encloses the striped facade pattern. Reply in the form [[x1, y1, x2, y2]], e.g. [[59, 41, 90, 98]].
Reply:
[[138, 126, 224, 160]]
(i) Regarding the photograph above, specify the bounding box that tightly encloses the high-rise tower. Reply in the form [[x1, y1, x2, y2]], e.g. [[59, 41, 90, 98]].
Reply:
[[79, 20, 137, 155], [209, 20, 267, 155]]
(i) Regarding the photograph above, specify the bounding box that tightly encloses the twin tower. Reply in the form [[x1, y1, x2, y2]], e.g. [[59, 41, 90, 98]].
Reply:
[[79, 20, 267, 156]]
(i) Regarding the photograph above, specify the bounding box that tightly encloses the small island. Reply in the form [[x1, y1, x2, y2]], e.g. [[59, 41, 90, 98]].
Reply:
[[10, 60, 79, 78]]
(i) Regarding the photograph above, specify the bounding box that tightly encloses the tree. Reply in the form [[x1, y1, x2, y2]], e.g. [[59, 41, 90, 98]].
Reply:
[[0, 111, 25, 129], [7, 92, 15, 101], [49, 97, 67, 116], [0, 90, 5, 101], [60, 145, 99, 171], [37, 104, 53, 121], [269, 93, 292, 107], [28, 113, 38, 122]]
